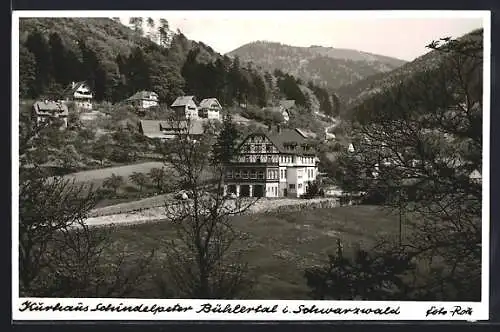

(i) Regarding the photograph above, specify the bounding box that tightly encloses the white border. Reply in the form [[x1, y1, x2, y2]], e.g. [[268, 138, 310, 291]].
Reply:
[[11, 10, 491, 321]]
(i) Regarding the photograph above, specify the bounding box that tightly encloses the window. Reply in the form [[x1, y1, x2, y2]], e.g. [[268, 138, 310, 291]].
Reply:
[[289, 184, 296, 189], [226, 170, 233, 179], [235, 170, 241, 179], [280, 169, 284, 179], [285, 169, 287, 178], [268, 170, 273, 179], [258, 171, 264, 179], [267, 155, 273, 163], [266, 144, 273, 152], [250, 171, 257, 179], [298, 183, 302, 189], [256, 158, 261, 163], [245, 156, 250, 163], [242, 171, 249, 179]]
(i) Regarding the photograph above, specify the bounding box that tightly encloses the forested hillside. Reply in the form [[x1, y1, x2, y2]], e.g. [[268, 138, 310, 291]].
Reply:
[[227, 41, 406, 90], [19, 17, 338, 117], [334, 29, 483, 116]]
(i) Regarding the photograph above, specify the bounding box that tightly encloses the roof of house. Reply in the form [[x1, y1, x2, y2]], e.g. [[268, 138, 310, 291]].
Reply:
[[199, 98, 221, 109], [33, 100, 69, 115], [139, 119, 205, 139], [469, 169, 482, 179], [279, 100, 296, 109], [128, 91, 158, 101], [63, 81, 91, 97], [171, 96, 196, 107], [241, 128, 316, 155], [295, 128, 317, 139]]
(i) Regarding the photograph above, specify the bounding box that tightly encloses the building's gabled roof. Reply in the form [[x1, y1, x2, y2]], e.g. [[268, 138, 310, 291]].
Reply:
[[127, 91, 159, 101], [263, 106, 281, 113], [139, 119, 205, 139], [279, 99, 296, 109], [33, 100, 69, 115], [237, 128, 316, 156], [171, 96, 197, 107], [63, 81, 92, 97], [199, 98, 222, 109], [469, 169, 482, 179], [295, 128, 317, 139]]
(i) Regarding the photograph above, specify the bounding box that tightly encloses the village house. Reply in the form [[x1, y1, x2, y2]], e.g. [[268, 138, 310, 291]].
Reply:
[[64, 81, 93, 110], [223, 126, 319, 198], [171, 96, 199, 119], [324, 127, 336, 141], [198, 98, 222, 120], [32, 100, 69, 129], [126, 91, 159, 110], [279, 99, 296, 123], [469, 169, 482, 184], [139, 119, 205, 141]]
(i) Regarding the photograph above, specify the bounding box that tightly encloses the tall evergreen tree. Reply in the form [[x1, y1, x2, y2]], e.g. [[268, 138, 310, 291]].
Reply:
[[48, 32, 69, 86], [158, 18, 170, 47], [212, 114, 240, 165], [26, 30, 53, 97], [19, 44, 37, 98], [129, 17, 144, 36]]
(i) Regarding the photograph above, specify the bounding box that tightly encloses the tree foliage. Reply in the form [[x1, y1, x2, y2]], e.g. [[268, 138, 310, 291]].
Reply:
[[316, 31, 483, 301], [155, 118, 257, 298]]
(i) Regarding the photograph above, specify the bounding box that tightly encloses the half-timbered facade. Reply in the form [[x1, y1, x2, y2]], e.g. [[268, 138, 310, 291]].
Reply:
[[223, 128, 319, 198]]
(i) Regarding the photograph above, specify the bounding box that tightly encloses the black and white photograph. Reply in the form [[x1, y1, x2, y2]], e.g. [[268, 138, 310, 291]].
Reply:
[[12, 10, 490, 320]]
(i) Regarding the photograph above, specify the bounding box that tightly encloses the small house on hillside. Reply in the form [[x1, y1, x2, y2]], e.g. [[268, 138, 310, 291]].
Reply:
[[295, 128, 318, 140], [33, 100, 69, 129], [199, 98, 222, 120], [324, 127, 336, 141], [171, 96, 199, 119], [279, 99, 296, 123], [126, 91, 159, 110], [64, 81, 93, 110], [139, 119, 205, 141], [469, 169, 482, 183]]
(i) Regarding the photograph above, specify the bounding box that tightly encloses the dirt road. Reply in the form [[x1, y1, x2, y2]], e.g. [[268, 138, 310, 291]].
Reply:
[[84, 197, 338, 227]]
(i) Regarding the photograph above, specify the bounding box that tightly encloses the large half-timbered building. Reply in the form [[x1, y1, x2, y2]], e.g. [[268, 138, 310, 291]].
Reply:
[[223, 127, 319, 198]]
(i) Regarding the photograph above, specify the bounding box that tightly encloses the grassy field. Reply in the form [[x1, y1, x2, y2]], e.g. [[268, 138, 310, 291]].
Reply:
[[105, 205, 401, 299], [63, 161, 166, 183]]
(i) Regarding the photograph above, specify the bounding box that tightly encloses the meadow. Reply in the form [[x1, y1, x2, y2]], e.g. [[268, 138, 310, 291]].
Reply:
[[102, 205, 402, 299]]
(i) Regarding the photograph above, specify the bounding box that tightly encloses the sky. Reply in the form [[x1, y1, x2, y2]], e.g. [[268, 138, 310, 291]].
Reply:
[[117, 11, 485, 61]]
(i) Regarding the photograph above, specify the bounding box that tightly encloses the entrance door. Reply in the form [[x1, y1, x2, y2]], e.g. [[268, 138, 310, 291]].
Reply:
[[253, 185, 265, 198], [240, 185, 250, 197]]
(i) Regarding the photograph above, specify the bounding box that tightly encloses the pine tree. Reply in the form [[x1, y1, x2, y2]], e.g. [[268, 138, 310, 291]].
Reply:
[[158, 18, 170, 47], [146, 17, 157, 42], [49, 32, 69, 86], [129, 17, 144, 36], [19, 44, 37, 98], [26, 30, 53, 97], [212, 114, 240, 165]]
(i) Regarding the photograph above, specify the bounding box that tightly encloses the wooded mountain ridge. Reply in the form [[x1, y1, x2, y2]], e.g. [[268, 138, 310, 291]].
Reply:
[[227, 41, 407, 90], [334, 29, 483, 115], [18, 17, 339, 119]]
